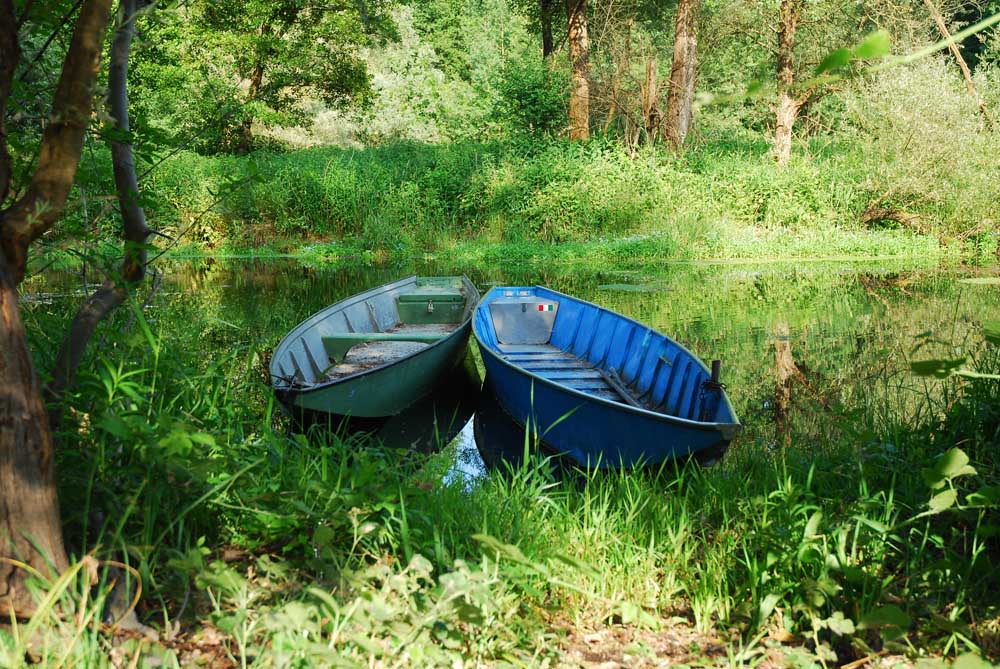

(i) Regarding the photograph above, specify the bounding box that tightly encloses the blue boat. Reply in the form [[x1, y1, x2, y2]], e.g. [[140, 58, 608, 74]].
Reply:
[[473, 286, 741, 468]]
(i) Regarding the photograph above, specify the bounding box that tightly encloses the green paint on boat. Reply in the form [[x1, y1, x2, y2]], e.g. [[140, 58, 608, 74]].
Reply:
[[270, 276, 480, 418]]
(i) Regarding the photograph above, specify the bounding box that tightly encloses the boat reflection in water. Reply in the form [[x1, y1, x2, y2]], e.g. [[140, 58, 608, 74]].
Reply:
[[291, 357, 481, 455]]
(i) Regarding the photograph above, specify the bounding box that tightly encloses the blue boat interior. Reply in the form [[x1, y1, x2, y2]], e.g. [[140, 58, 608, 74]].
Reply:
[[475, 286, 737, 424]]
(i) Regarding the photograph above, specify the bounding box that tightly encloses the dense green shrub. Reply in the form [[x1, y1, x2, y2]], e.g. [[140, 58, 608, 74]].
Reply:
[[493, 55, 569, 137], [842, 58, 1000, 236], [134, 122, 997, 260]]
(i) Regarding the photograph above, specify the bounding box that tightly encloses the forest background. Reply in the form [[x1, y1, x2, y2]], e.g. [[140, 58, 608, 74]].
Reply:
[[2, 0, 1000, 667], [19, 0, 1000, 266]]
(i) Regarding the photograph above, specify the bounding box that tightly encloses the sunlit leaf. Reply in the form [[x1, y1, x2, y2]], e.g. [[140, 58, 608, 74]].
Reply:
[[815, 48, 852, 74], [853, 30, 891, 59], [910, 357, 966, 378], [804, 510, 823, 539], [619, 601, 658, 627], [759, 592, 783, 623], [826, 612, 855, 636], [955, 370, 1000, 379], [953, 653, 993, 669], [190, 432, 217, 447], [933, 448, 977, 481], [928, 489, 958, 514], [967, 485, 1000, 507]]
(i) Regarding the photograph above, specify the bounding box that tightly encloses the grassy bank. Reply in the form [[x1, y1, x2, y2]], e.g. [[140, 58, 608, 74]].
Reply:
[[4, 265, 999, 667], [126, 131, 997, 266]]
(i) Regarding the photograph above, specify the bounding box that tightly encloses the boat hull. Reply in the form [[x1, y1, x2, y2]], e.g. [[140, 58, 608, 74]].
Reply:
[[473, 285, 740, 468], [479, 351, 733, 467], [282, 326, 470, 417], [271, 276, 478, 418]]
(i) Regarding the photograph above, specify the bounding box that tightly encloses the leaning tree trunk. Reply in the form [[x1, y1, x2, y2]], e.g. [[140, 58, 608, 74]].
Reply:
[[664, 0, 700, 149], [47, 0, 152, 426], [566, 0, 590, 140], [0, 0, 112, 618], [773, 0, 802, 166]]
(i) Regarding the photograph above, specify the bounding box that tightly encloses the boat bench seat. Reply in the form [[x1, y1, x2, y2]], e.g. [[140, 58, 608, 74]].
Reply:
[[322, 332, 444, 364]]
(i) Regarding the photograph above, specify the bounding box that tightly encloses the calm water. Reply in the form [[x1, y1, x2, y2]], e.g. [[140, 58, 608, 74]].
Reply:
[[26, 257, 1000, 477]]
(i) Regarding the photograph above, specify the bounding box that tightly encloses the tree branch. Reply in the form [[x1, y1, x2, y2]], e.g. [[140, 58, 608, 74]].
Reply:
[[0, 0, 20, 205], [0, 0, 113, 283], [47, 0, 152, 420], [16, 0, 85, 84]]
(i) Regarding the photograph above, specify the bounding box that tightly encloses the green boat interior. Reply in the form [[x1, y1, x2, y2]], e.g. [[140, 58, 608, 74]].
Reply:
[[271, 277, 476, 385]]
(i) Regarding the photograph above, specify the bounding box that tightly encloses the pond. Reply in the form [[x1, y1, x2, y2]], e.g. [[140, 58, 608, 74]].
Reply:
[[26, 257, 1000, 478]]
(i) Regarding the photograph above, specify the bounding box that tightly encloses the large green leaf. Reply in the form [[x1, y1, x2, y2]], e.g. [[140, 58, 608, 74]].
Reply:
[[910, 357, 967, 378], [928, 489, 958, 514], [954, 653, 995, 669], [853, 30, 891, 59], [815, 48, 852, 74], [934, 448, 977, 480], [858, 605, 911, 630]]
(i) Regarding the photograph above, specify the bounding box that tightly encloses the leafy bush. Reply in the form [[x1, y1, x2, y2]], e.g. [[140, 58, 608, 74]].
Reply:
[[843, 58, 1000, 235], [493, 55, 569, 137]]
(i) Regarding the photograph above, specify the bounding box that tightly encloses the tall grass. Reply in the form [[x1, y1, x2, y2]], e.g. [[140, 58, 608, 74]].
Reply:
[[3, 281, 998, 666], [138, 133, 965, 263]]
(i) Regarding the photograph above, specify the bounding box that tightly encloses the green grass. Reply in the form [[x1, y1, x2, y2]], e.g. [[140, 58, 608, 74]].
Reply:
[[4, 264, 999, 667], [119, 134, 995, 267]]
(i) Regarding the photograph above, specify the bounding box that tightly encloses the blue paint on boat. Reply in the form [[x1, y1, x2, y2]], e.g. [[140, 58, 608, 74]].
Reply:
[[473, 286, 741, 468]]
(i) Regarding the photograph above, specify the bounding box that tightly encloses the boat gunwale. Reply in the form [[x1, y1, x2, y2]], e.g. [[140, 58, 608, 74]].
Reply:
[[272, 275, 479, 395], [474, 285, 742, 435]]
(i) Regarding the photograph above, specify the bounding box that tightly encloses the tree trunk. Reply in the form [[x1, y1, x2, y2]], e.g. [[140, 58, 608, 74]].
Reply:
[[48, 0, 152, 426], [566, 0, 589, 140], [237, 61, 265, 153], [773, 0, 801, 166], [540, 0, 555, 59], [664, 0, 699, 150], [0, 0, 112, 617], [602, 18, 631, 136], [641, 57, 659, 141], [0, 251, 69, 619], [1, 0, 113, 281]]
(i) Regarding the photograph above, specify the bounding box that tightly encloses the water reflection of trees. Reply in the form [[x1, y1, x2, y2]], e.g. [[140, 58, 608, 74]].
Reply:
[[24, 260, 1000, 454]]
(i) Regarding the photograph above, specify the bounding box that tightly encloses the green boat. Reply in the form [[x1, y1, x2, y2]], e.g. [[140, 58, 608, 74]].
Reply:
[[270, 276, 480, 418]]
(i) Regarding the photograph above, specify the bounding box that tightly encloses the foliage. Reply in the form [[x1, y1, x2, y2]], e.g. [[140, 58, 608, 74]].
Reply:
[[493, 52, 569, 136], [130, 0, 391, 154], [1, 261, 997, 666], [129, 134, 965, 262], [843, 58, 1000, 238]]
